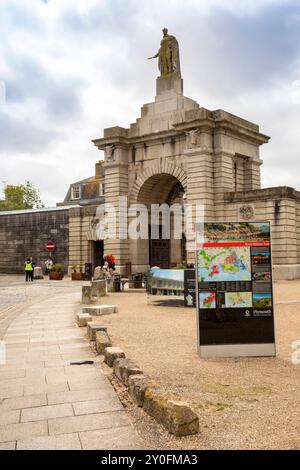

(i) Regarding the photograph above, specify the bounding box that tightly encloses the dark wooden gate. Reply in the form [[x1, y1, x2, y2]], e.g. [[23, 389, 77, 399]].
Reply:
[[149, 225, 169, 268]]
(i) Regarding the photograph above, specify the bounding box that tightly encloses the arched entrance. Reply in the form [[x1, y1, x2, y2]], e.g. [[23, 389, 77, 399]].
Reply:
[[131, 172, 186, 270], [85, 226, 104, 270]]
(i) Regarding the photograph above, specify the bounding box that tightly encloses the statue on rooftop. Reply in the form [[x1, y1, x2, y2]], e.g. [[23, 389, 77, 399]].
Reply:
[[148, 28, 181, 77]]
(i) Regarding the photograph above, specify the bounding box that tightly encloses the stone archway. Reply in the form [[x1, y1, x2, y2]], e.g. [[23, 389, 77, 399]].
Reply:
[[129, 170, 186, 271], [129, 161, 187, 205]]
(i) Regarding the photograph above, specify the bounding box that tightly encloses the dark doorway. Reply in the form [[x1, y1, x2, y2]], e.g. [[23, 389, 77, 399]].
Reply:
[[149, 225, 170, 268], [92, 240, 104, 270]]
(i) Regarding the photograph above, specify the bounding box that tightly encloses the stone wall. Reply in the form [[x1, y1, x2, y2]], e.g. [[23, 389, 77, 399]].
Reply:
[[222, 187, 300, 278], [0, 208, 69, 274], [68, 205, 103, 272]]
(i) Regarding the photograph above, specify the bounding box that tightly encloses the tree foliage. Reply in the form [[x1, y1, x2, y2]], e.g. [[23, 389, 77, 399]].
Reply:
[[0, 181, 44, 211]]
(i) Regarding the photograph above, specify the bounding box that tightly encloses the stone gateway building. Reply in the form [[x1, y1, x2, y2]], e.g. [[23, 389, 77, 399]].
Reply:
[[1, 30, 300, 279]]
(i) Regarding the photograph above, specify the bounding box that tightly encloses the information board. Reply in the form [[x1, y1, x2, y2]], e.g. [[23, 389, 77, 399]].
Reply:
[[195, 222, 276, 357]]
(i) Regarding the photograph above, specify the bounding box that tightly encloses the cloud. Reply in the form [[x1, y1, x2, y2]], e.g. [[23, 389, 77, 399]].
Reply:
[[0, 0, 300, 205]]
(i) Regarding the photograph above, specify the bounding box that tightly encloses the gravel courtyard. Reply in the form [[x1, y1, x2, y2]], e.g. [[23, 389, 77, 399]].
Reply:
[[101, 280, 300, 450]]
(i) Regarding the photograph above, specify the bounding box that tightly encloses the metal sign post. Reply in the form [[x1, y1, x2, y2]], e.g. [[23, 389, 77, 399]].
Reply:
[[195, 222, 276, 358]]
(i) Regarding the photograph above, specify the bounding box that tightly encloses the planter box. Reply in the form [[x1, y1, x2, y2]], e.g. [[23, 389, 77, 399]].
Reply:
[[72, 272, 86, 281], [49, 272, 64, 280]]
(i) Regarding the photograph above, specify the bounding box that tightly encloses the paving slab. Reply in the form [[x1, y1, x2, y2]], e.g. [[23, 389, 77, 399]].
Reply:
[[0, 410, 20, 426], [80, 426, 141, 450], [0, 441, 16, 450], [17, 433, 82, 450], [0, 421, 48, 443], [0, 386, 24, 400], [1, 394, 47, 411], [0, 377, 46, 389], [73, 398, 123, 415], [21, 404, 74, 422], [0, 369, 26, 380], [67, 377, 111, 391], [47, 389, 113, 405], [48, 411, 131, 436], [24, 381, 69, 396]]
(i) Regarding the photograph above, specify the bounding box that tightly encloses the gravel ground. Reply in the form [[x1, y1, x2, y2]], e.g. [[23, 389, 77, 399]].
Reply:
[[99, 280, 300, 450]]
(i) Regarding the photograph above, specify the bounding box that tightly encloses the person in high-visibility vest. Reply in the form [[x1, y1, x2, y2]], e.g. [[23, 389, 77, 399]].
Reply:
[[24, 258, 34, 282]]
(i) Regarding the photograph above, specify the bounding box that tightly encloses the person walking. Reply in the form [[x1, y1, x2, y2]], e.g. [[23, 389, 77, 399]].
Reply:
[[24, 257, 34, 282], [44, 257, 53, 275]]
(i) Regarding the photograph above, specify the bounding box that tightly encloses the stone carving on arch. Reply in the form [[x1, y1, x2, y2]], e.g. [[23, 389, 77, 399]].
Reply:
[[129, 161, 187, 205], [85, 216, 102, 241], [85, 228, 101, 241]]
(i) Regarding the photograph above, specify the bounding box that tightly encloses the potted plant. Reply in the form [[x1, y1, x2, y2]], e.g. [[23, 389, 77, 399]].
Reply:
[[49, 263, 64, 280], [71, 264, 85, 281]]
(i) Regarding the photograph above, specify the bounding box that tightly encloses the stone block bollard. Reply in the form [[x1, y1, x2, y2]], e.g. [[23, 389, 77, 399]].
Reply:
[[113, 358, 143, 386], [104, 347, 125, 367], [86, 323, 107, 341], [95, 331, 112, 355], [82, 286, 92, 304], [143, 389, 199, 436], [93, 267, 106, 281], [82, 305, 118, 316], [33, 267, 44, 279], [106, 278, 115, 293], [76, 313, 92, 327], [128, 375, 152, 407], [91, 280, 106, 298]]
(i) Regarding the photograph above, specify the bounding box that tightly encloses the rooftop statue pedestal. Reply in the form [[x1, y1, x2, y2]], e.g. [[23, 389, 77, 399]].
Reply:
[[156, 73, 183, 97]]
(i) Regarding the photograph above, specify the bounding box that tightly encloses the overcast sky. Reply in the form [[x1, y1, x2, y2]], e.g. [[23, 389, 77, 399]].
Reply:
[[1, 0, 300, 206]]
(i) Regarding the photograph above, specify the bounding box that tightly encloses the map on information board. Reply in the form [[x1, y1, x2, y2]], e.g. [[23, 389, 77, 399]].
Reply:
[[199, 292, 216, 309], [198, 246, 251, 282], [225, 292, 252, 308]]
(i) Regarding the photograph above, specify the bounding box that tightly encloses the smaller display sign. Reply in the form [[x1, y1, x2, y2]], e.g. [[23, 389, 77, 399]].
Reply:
[[147, 269, 184, 297], [184, 269, 196, 307], [85, 262, 93, 281]]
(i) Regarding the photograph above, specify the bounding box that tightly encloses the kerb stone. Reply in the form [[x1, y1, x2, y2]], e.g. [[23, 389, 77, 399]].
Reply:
[[86, 323, 108, 341], [113, 358, 143, 386], [104, 347, 125, 367], [95, 331, 112, 355]]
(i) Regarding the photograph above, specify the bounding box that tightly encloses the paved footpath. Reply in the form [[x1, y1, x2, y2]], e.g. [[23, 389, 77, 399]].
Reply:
[[0, 278, 141, 450]]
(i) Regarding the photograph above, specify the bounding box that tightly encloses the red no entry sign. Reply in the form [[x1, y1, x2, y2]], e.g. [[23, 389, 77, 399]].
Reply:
[[46, 241, 55, 252]]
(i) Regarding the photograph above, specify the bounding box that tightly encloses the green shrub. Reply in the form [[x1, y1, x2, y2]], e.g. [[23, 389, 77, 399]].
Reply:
[[71, 264, 82, 273], [52, 263, 64, 272]]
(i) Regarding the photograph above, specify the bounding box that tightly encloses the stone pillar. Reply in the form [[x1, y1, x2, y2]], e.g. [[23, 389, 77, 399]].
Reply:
[[185, 145, 215, 264], [271, 198, 298, 265], [68, 207, 83, 270], [214, 151, 234, 196], [103, 152, 129, 275], [244, 159, 262, 191]]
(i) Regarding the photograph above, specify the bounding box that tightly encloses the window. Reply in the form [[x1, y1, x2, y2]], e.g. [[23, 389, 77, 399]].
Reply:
[[99, 182, 105, 197], [71, 185, 81, 200]]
